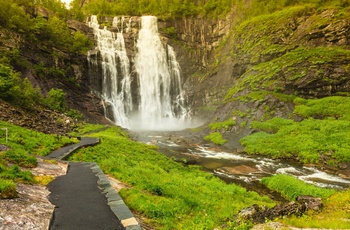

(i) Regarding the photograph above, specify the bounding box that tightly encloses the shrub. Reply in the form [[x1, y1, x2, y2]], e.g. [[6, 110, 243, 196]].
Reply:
[[45, 88, 66, 112], [0, 165, 35, 184], [204, 132, 228, 145], [0, 178, 17, 199], [261, 174, 336, 201]]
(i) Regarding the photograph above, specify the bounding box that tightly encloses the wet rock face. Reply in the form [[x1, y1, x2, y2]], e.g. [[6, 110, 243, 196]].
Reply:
[[236, 196, 323, 224]]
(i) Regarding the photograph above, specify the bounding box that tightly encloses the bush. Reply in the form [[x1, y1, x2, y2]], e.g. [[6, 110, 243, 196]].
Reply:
[[0, 63, 18, 99], [0, 178, 17, 199], [45, 88, 66, 112], [0, 165, 35, 184], [261, 174, 336, 201], [204, 132, 227, 145]]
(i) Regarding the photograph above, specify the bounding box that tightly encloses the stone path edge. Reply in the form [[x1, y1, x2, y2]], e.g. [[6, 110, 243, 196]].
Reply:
[[48, 137, 142, 230], [90, 162, 142, 230]]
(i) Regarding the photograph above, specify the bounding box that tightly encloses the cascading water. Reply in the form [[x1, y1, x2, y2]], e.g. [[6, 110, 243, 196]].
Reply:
[[88, 15, 132, 128], [87, 15, 191, 130], [131, 16, 188, 130]]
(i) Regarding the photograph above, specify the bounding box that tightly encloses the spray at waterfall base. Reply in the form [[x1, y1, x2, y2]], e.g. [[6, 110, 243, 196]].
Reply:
[[87, 15, 197, 131]]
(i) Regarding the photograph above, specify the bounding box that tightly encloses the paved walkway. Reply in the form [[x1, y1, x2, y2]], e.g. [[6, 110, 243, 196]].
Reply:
[[46, 137, 141, 230]]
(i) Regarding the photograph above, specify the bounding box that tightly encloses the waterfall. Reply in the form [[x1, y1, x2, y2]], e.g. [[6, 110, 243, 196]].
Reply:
[[87, 15, 132, 127], [87, 15, 191, 131]]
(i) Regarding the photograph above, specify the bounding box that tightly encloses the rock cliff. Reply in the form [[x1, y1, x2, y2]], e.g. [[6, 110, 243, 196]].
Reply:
[[3, 5, 350, 143], [166, 5, 350, 148]]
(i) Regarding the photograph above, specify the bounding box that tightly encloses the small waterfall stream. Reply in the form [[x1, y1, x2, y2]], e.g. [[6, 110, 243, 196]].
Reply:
[[87, 15, 191, 131]]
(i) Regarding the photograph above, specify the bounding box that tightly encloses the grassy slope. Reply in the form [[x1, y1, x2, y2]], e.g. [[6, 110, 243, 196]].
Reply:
[[69, 125, 274, 229], [0, 120, 77, 197], [240, 96, 350, 164]]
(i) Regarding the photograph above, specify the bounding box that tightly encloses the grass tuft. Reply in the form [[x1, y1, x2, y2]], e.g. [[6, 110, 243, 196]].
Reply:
[[261, 174, 336, 201]]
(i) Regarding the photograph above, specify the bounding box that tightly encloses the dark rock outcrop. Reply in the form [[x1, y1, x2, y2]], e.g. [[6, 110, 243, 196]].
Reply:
[[236, 196, 323, 224]]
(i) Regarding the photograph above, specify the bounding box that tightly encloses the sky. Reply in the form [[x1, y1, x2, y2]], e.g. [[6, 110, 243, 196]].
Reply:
[[60, 0, 72, 8]]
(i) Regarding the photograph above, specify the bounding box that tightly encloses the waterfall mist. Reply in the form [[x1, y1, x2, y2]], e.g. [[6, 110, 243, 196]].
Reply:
[[88, 15, 194, 131]]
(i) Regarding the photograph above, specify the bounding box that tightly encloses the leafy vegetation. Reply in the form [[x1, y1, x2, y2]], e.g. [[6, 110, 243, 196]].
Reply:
[[209, 119, 236, 131], [0, 178, 17, 199], [0, 120, 77, 196], [261, 174, 336, 201], [240, 96, 350, 164], [225, 47, 350, 102], [70, 0, 350, 21], [204, 132, 228, 145], [69, 125, 274, 229], [0, 64, 43, 109], [0, 0, 92, 53]]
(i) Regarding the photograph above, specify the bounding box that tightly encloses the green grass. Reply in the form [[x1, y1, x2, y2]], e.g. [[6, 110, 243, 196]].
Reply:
[[225, 47, 350, 102], [209, 119, 236, 131], [0, 178, 17, 199], [261, 174, 336, 201], [0, 120, 77, 156], [69, 123, 108, 136], [294, 96, 350, 120], [240, 96, 350, 164], [0, 120, 78, 196], [204, 132, 228, 145], [68, 125, 274, 229]]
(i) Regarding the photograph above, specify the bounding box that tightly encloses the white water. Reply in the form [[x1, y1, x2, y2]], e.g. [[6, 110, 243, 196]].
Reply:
[[157, 140, 350, 190], [88, 15, 191, 130], [88, 16, 132, 127]]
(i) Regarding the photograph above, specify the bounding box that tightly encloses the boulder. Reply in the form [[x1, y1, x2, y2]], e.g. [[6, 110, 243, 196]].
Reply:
[[236, 196, 323, 224]]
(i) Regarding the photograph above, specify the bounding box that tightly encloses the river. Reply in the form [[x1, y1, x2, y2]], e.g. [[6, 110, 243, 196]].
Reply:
[[133, 130, 350, 201]]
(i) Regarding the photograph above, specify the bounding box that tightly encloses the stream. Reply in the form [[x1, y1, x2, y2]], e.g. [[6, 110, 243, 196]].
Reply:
[[133, 131, 350, 201]]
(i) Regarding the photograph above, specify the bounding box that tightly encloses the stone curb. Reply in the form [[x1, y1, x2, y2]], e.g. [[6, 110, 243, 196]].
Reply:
[[90, 163, 142, 230]]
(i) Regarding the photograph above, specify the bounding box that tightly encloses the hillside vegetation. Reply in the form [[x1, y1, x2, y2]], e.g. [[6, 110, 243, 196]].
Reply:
[[1, 0, 350, 229], [201, 1, 350, 169], [68, 125, 275, 229], [0, 120, 76, 198]]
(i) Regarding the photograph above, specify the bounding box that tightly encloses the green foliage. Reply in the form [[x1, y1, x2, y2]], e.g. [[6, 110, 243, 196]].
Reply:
[[0, 63, 18, 99], [0, 120, 77, 197], [204, 132, 227, 145], [0, 165, 35, 184], [0, 178, 17, 199], [209, 119, 236, 131], [261, 174, 336, 201], [45, 88, 67, 112], [251, 117, 294, 133], [0, 0, 91, 54], [294, 96, 350, 120], [225, 47, 350, 102], [0, 63, 44, 108], [241, 96, 350, 164], [69, 125, 274, 229], [71, 31, 93, 54], [3, 149, 37, 168], [0, 120, 76, 156], [77, 0, 348, 20]]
